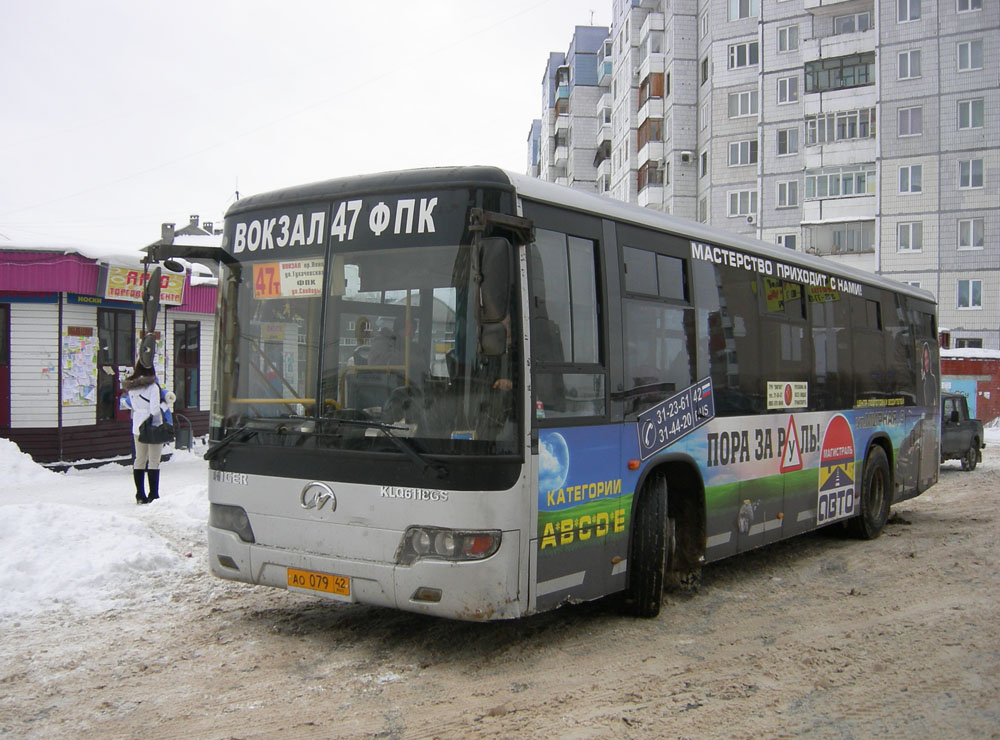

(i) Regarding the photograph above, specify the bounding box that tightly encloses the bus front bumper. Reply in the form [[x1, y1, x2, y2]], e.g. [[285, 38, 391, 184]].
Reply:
[[208, 527, 524, 621]]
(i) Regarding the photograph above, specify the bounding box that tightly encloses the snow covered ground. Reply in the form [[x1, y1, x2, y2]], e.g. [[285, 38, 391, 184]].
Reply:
[[2, 426, 999, 622], [0, 438, 210, 620]]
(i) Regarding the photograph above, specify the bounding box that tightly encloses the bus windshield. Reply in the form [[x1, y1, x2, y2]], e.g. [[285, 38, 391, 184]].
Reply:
[[213, 241, 519, 457]]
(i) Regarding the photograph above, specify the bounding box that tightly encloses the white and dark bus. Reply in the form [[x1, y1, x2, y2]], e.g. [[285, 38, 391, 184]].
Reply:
[[185, 166, 939, 620]]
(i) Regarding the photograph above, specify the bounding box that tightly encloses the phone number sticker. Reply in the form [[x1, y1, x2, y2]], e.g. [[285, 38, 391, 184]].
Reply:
[[637, 378, 715, 460]]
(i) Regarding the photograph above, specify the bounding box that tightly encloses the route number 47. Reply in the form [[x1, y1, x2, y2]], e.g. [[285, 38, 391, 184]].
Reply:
[[331, 200, 363, 242]]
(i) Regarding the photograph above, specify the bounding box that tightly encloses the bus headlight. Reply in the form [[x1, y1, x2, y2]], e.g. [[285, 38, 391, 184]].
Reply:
[[209, 503, 256, 543], [398, 527, 500, 565]]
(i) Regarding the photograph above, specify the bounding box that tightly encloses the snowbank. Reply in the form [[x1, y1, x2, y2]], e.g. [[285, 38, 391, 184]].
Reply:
[[0, 438, 209, 619]]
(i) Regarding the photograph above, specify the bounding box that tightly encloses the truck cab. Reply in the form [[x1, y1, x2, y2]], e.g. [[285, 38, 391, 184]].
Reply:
[[940, 391, 985, 471]]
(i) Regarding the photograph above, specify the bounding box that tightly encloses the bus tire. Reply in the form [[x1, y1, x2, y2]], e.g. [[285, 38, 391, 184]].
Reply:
[[961, 440, 979, 471], [847, 446, 891, 540], [625, 472, 672, 618]]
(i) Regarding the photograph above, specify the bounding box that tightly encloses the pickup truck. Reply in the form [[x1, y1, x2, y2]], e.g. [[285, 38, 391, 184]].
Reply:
[[940, 391, 985, 471]]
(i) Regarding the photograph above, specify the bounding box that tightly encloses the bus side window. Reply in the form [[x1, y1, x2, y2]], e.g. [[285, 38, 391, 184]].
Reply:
[[759, 277, 809, 410], [810, 293, 852, 410], [529, 229, 606, 419], [621, 246, 694, 417], [851, 293, 887, 401]]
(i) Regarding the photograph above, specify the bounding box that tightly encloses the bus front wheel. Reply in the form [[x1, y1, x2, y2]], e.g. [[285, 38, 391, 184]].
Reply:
[[625, 472, 674, 618], [847, 446, 891, 540]]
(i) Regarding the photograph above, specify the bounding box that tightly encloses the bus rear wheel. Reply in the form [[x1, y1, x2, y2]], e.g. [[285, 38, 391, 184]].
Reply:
[[625, 472, 674, 618], [847, 446, 891, 540]]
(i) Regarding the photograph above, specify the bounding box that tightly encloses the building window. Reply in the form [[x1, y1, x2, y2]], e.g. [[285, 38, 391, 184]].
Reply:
[[805, 164, 876, 199], [777, 233, 797, 250], [804, 221, 875, 255], [639, 73, 665, 108], [898, 50, 921, 79], [805, 53, 875, 93], [777, 127, 799, 155], [173, 321, 200, 410], [958, 0, 982, 11], [777, 76, 799, 104], [701, 11, 710, 38], [958, 40, 984, 71], [637, 162, 664, 192], [955, 338, 983, 348], [957, 279, 982, 309], [729, 139, 758, 166], [898, 0, 921, 22], [97, 309, 135, 422], [958, 98, 984, 129], [701, 57, 710, 85], [698, 197, 708, 223], [777, 180, 799, 207], [805, 108, 876, 145], [728, 42, 759, 69], [728, 90, 758, 117], [700, 150, 709, 177], [899, 164, 922, 193], [834, 12, 871, 34], [898, 222, 923, 251], [959, 218, 985, 249], [898, 106, 923, 136], [729, 0, 759, 21], [959, 159, 984, 189], [778, 25, 799, 52], [637, 118, 663, 148], [728, 190, 758, 217]]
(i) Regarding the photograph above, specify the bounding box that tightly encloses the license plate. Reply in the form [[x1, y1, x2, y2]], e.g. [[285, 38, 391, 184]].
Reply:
[[287, 567, 351, 596]]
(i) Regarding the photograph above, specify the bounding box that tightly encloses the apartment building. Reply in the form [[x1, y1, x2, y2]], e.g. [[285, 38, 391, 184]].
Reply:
[[529, 0, 999, 349], [532, 27, 611, 191]]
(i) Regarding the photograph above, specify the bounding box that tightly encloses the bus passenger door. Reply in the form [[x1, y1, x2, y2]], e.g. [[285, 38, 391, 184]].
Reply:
[[525, 219, 618, 611]]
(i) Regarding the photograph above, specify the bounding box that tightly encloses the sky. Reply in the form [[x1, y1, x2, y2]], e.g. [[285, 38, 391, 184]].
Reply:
[[0, 0, 611, 258]]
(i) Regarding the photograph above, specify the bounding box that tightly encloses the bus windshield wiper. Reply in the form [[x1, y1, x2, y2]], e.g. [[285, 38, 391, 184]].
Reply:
[[329, 418, 449, 480], [204, 426, 258, 461]]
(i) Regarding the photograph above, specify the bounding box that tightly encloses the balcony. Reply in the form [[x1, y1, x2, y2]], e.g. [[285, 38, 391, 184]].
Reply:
[[640, 11, 664, 43], [638, 185, 664, 208], [596, 119, 611, 148], [554, 145, 568, 167], [801, 29, 874, 65], [804, 0, 863, 10], [638, 140, 665, 166], [554, 114, 569, 136], [802, 219, 876, 272], [598, 59, 612, 87], [597, 157, 611, 182], [638, 96, 664, 124]]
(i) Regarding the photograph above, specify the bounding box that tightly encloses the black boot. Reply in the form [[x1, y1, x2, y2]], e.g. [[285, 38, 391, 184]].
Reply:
[[146, 469, 160, 502], [134, 469, 148, 504]]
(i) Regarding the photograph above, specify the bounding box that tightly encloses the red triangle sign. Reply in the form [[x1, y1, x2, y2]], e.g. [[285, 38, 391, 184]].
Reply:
[[780, 416, 803, 473]]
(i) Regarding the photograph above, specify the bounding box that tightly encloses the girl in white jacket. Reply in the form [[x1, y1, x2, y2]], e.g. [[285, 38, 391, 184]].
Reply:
[[122, 359, 167, 504]]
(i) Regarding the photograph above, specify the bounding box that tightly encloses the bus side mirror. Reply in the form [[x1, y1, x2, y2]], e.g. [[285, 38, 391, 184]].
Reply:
[[476, 237, 511, 324]]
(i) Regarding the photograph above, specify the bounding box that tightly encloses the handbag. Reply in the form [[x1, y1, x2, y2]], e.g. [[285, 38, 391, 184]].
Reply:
[[139, 416, 175, 444]]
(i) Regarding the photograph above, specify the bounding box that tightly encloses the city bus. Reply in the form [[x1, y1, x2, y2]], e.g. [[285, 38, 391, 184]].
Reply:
[[188, 166, 939, 620]]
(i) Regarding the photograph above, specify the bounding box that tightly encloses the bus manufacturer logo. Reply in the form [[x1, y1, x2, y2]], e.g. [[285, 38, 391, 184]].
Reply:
[[300, 482, 337, 512]]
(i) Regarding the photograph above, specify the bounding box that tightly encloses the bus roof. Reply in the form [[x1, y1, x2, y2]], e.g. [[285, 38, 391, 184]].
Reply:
[[225, 165, 936, 306]]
